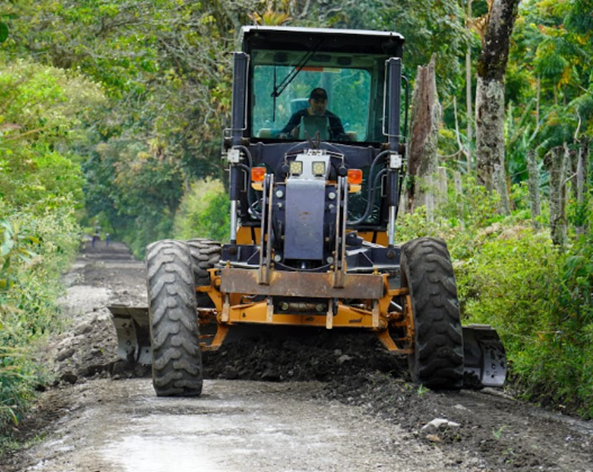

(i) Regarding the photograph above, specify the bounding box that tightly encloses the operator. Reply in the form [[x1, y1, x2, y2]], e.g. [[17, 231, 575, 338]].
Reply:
[[279, 88, 348, 140]]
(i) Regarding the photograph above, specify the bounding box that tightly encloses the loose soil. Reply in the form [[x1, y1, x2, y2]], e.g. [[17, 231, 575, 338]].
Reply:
[[1, 241, 592, 471]]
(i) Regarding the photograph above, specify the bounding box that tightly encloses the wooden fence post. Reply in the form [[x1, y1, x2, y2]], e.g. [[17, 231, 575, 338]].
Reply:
[[425, 174, 435, 221], [438, 167, 448, 207], [544, 145, 568, 246], [453, 171, 464, 228], [526, 149, 541, 231]]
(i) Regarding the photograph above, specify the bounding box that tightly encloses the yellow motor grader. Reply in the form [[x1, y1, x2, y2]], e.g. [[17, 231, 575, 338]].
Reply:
[[109, 26, 506, 396]]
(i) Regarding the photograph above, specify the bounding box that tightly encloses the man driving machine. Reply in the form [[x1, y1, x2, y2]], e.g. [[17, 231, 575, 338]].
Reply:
[[279, 88, 348, 140]]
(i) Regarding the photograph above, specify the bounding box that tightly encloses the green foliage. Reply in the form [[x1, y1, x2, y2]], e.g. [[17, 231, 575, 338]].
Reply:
[[0, 0, 253, 253], [0, 55, 101, 211], [0, 21, 8, 43], [173, 179, 230, 243], [458, 229, 557, 348], [0, 204, 80, 434], [83, 140, 186, 257], [566, 0, 593, 42], [514, 234, 593, 417], [0, 52, 87, 439], [396, 174, 593, 417], [0, 216, 39, 429], [0, 220, 39, 292], [396, 175, 505, 259]]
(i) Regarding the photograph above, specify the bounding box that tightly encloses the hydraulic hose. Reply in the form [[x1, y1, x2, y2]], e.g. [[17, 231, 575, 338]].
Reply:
[[347, 149, 391, 225], [347, 168, 387, 225]]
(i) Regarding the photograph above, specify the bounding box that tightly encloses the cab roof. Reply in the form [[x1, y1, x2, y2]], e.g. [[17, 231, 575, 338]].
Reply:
[[241, 26, 404, 58]]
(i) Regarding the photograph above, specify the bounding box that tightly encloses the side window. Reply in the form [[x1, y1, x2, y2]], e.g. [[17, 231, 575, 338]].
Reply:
[[330, 69, 371, 142], [251, 64, 371, 142]]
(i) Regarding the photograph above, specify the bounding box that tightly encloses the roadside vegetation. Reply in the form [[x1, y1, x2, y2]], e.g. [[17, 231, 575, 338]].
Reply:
[[0, 56, 91, 439], [396, 179, 593, 418], [0, 0, 592, 447]]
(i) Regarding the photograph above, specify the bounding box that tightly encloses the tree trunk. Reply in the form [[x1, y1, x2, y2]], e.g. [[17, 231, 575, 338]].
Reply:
[[526, 149, 541, 230], [475, 0, 520, 215], [454, 171, 465, 229], [576, 138, 589, 236], [476, 79, 510, 213], [405, 55, 441, 212], [544, 145, 568, 247], [466, 0, 473, 173]]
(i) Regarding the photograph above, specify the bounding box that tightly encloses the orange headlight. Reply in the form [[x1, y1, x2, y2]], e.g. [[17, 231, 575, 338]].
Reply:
[[347, 169, 363, 185], [251, 167, 266, 182]]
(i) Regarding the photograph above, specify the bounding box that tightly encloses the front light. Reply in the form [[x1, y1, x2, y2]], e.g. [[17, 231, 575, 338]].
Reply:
[[312, 161, 326, 177], [289, 160, 303, 175]]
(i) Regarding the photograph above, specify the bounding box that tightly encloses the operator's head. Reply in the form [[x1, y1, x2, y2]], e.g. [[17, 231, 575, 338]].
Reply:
[[308, 88, 328, 115]]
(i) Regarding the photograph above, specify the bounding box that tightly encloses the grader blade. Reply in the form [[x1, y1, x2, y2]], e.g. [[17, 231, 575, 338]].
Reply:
[[108, 305, 151, 365], [463, 324, 507, 388]]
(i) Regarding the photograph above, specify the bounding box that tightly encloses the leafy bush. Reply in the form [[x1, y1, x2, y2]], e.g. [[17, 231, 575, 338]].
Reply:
[[395, 175, 593, 418], [0, 54, 88, 438], [173, 179, 230, 243], [0, 206, 80, 434], [513, 235, 593, 417], [0, 57, 102, 212]]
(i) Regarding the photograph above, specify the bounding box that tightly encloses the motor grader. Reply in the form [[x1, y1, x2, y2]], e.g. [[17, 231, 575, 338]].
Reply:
[[108, 26, 506, 396]]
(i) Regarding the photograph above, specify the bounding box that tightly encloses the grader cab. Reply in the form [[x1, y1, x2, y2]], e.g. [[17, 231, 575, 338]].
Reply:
[[108, 26, 506, 396]]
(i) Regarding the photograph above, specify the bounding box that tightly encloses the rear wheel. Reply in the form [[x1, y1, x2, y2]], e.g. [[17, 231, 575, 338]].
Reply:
[[146, 240, 203, 397], [401, 237, 463, 389], [186, 238, 221, 346], [186, 238, 221, 306]]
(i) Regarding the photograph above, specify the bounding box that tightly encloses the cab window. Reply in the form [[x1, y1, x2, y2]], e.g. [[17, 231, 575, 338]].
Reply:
[[250, 51, 374, 143]]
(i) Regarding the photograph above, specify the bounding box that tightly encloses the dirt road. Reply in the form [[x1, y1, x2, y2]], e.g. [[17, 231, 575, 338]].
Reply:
[[2, 242, 593, 471]]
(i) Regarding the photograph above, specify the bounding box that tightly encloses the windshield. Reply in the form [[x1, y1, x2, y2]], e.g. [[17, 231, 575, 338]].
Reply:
[[250, 50, 384, 143]]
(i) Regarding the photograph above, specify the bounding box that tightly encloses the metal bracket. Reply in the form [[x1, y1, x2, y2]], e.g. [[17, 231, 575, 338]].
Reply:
[[333, 176, 347, 288], [201, 324, 230, 352], [266, 297, 274, 323], [372, 299, 379, 328], [326, 299, 334, 329], [221, 293, 230, 322], [258, 174, 274, 285]]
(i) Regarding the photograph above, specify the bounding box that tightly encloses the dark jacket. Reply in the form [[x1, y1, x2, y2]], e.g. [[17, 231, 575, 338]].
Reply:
[[281, 108, 345, 140]]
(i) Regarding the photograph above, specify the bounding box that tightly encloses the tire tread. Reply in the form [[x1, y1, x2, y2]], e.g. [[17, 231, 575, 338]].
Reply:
[[147, 239, 203, 397], [402, 237, 464, 389]]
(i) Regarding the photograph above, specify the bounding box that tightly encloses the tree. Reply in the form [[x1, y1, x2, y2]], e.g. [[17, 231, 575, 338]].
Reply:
[[404, 55, 441, 212], [0, 55, 101, 211], [1, 0, 259, 252], [475, 0, 521, 214], [329, 0, 470, 98]]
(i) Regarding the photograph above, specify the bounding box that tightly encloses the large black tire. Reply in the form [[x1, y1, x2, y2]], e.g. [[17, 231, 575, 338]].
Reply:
[[186, 238, 221, 284], [401, 237, 464, 389], [186, 238, 221, 310], [146, 240, 203, 397]]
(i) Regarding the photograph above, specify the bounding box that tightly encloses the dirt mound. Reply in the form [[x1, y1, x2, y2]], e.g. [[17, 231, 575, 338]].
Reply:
[[203, 329, 406, 382], [50, 241, 150, 385]]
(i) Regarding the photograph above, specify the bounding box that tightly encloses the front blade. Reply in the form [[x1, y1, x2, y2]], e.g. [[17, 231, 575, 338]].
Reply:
[[108, 305, 151, 365], [463, 324, 507, 388]]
